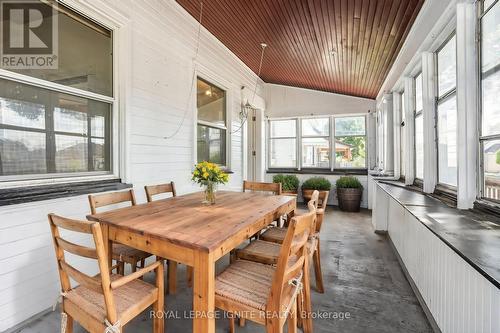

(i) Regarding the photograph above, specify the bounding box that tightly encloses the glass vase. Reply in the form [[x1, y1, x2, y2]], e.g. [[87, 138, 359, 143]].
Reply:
[[203, 181, 217, 205]]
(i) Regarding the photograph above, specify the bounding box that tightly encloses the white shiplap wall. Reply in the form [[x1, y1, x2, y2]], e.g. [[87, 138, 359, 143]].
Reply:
[[0, 0, 264, 330], [375, 184, 500, 333]]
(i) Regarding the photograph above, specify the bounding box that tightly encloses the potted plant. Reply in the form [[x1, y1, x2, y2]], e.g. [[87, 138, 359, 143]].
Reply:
[[336, 176, 363, 212], [273, 174, 300, 195], [301, 177, 331, 201]]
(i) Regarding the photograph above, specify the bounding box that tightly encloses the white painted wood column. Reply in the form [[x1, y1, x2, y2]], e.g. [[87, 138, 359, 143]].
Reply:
[[383, 94, 394, 174], [456, 1, 479, 209], [404, 77, 416, 185], [393, 92, 402, 179], [422, 52, 437, 193]]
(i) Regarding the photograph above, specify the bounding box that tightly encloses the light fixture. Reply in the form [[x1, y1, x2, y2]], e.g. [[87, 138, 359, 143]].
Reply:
[[329, 49, 337, 56], [205, 88, 212, 96]]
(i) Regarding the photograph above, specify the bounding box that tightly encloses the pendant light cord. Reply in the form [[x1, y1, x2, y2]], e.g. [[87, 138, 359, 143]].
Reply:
[[164, 2, 204, 140]]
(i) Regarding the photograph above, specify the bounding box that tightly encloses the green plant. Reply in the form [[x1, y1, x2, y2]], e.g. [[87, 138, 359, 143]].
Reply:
[[336, 176, 363, 189], [272, 174, 299, 192], [301, 177, 332, 191]]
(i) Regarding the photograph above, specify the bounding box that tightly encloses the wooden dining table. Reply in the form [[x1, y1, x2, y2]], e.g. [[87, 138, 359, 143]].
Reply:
[[87, 190, 296, 333]]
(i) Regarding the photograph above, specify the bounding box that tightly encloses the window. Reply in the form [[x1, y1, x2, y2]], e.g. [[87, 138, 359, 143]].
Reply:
[[269, 119, 297, 168], [436, 35, 458, 187], [414, 73, 424, 180], [267, 115, 367, 170], [480, 0, 500, 201], [301, 118, 330, 168], [334, 116, 366, 168], [196, 78, 227, 165], [0, 2, 113, 179], [401, 91, 406, 177]]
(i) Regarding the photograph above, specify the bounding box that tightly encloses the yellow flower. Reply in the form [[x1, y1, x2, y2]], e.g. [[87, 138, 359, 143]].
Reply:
[[203, 172, 209, 178], [202, 167, 207, 173]]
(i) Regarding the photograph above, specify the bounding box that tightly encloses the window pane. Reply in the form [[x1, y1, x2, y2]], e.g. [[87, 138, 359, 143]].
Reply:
[[415, 114, 424, 179], [2, 3, 113, 96], [197, 78, 226, 126], [197, 125, 226, 165], [481, 2, 500, 74], [55, 135, 87, 172], [302, 137, 329, 168], [0, 98, 45, 129], [269, 138, 296, 168], [484, 0, 495, 12], [270, 119, 296, 138], [0, 78, 112, 176], [334, 116, 366, 136], [484, 140, 500, 201], [415, 74, 423, 112], [437, 36, 457, 97], [437, 96, 457, 186], [0, 129, 46, 175], [302, 118, 329, 136], [335, 136, 366, 168]]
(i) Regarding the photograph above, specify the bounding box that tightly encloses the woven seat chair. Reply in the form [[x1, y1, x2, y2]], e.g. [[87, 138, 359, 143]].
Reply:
[[48, 214, 164, 333], [144, 181, 194, 293], [253, 190, 326, 293], [215, 211, 316, 333], [88, 189, 153, 276]]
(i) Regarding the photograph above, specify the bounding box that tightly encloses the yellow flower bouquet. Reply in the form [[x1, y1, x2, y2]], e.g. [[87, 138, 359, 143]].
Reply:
[[192, 161, 229, 204]]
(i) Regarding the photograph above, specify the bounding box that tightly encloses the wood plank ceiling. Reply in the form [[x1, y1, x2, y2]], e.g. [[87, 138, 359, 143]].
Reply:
[[176, 0, 425, 99]]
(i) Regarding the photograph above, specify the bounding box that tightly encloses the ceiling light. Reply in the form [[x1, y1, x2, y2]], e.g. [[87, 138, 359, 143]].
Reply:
[[329, 50, 337, 56]]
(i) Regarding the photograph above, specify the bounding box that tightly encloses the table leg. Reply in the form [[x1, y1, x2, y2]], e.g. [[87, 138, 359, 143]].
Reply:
[[193, 252, 215, 333]]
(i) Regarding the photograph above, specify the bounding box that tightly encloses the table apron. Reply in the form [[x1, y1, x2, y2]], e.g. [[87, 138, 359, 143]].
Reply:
[[109, 227, 196, 266]]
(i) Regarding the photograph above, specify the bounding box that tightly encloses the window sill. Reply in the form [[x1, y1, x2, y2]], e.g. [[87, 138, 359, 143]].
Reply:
[[0, 178, 132, 206], [474, 200, 500, 219], [267, 168, 368, 175], [432, 184, 458, 207]]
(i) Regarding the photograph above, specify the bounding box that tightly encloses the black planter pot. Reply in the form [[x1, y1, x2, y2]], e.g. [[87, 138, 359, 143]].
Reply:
[[337, 188, 362, 212]]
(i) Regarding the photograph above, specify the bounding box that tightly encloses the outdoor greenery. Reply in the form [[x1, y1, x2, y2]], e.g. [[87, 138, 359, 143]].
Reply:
[[301, 177, 332, 191], [336, 176, 363, 189], [496, 151, 500, 165], [272, 174, 300, 192]]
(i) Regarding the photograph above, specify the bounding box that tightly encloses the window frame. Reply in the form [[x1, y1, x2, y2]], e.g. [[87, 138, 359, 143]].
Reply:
[[267, 114, 368, 172], [478, 0, 500, 204], [0, 1, 118, 183], [195, 76, 229, 167], [300, 117, 331, 169], [400, 89, 406, 180], [414, 72, 424, 182], [435, 32, 458, 190]]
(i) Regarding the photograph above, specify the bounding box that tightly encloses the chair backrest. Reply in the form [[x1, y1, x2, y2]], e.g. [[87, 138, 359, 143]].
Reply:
[[243, 180, 282, 195], [144, 181, 176, 202], [315, 191, 329, 233], [306, 190, 320, 233], [267, 210, 315, 315], [48, 214, 118, 323], [88, 189, 136, 215]]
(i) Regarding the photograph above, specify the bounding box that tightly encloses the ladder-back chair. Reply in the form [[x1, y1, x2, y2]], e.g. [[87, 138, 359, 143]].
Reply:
[[144, 181, 177, 203], [88, 190, 153, 275], [215, 211, 316, 333], [48, 214, 164, 333]]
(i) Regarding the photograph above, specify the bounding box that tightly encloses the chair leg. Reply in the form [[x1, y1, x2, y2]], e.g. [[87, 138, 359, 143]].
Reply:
[[141, 258, 146, 268], [186, 265, 193, 288], [229, 250, 236, 264], [153, 261, 165, 333], [65, 313, 74, 333], [239, 318, 246, 327], [313, 239, 325, 293], [287, 299, 297, 333], [229, 316, 235, 333], [302, 257, 313, 333], [168, 261, 177, 294], [297, 291, 303, 328]]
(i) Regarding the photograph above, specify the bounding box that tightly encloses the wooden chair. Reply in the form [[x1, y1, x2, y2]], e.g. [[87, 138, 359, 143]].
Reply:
[[240, 190, 326, 293], [48, 214, 164, 333], [144, 182, 193, 293], [145, 181, 176, 202], [88, 190, 153, 275], [215, 211, 316, 333], [243, 180, 282, 195]]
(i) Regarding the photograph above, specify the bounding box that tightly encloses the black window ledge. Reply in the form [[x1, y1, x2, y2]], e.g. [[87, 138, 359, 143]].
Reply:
[[267, 168, 368, 176], [0, 178, 132, 206]]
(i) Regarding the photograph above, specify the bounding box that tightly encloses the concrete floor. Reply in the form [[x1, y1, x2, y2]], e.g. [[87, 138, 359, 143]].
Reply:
[[17, 208, 432, 333]]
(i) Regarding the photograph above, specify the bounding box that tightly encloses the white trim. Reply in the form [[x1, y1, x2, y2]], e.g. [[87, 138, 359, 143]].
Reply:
[[404, 77, 416, 184], [393, 92, 402, 179], [422, 52, 438, 193]]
